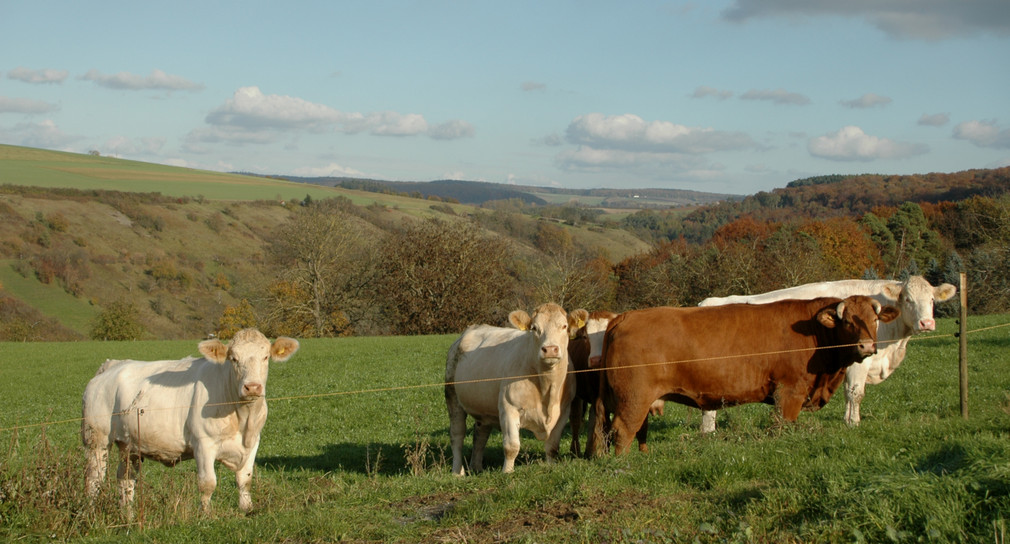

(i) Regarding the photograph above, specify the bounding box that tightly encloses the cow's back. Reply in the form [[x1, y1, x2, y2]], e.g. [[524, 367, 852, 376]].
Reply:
[[448, 325, 530, 420], [603, 301, 834, 410], [700, 279, 900, 306], [82, 357, 203, 456]]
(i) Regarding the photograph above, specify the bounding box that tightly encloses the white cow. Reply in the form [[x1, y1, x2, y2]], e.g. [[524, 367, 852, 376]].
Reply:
[[82, 328, 299, 515], [698, 276, 955, 429], [445, 303, 586, 475]]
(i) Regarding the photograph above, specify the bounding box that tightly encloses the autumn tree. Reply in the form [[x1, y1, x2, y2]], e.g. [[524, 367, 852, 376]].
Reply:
[[378, 218, 517, 335], [215, 298, 259, 339], [263, 198, 378, 337]]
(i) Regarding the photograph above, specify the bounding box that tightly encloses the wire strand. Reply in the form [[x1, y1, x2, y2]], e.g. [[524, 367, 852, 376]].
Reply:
[[1, 321, 1006, 435]]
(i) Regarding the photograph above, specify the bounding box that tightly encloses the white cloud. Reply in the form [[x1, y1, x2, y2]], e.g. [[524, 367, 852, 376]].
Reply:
[[808, 125, 928, 161], [292, 162, 368, 177], [101, 136, 166, 157], [428, 119, 475, 140], [521, 81, 547, 92], [691, 86, 734, 100], [740, 88, 811, 106], [565, 113, 755, 154], [0, 119, 82, 148], [8, 67, 68, 84], [205, 87, 343, 131], [79, 69, 204, 91], [203, 87, 470, 143], [840, 93, 892, 109], [0, 96, 60, 114], [953, 120, 1010, 149], [722, 0, 1010, 41], [918, 113, 950, 127], [352, 111, 429, 136]]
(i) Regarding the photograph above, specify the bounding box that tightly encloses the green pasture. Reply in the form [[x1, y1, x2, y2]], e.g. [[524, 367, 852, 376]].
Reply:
[[0, 260, 99, 334], [1, 314, 1008, 542]]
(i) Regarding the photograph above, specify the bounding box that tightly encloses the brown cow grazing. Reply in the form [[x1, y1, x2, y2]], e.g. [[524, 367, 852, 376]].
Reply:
[[589, 296, 898, 456]]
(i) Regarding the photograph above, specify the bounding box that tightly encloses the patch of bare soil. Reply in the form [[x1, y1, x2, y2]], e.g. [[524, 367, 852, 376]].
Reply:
[[401, 490, 662, 543]]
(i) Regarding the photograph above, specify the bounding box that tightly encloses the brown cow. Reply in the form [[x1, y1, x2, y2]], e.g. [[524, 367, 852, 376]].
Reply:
[[589, 296, 898, 456], [568, 311, 665, 456]]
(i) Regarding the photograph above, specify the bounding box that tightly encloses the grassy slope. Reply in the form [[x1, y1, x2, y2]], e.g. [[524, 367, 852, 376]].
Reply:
[[0, 145, 649, 337], [0, 313, 1007, 542]]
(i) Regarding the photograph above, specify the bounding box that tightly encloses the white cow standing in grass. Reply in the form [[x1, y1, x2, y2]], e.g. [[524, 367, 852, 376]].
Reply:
[[445, 303, 586, 475], [82, 328, 299, 516], [698, 276, 956, 428]]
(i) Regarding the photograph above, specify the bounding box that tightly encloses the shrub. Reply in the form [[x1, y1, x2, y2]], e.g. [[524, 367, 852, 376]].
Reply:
[[89, 301, 145, 341]]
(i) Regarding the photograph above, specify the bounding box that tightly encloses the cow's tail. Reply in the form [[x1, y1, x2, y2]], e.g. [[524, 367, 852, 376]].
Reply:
[[586, 347, 612, 458]]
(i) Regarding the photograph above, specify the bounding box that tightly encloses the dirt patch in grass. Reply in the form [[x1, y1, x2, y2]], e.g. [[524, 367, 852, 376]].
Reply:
[[403, 490, 663, 543]]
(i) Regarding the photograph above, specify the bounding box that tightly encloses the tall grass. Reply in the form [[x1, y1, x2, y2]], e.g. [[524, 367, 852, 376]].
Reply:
[[1, 315, 1008, 542]]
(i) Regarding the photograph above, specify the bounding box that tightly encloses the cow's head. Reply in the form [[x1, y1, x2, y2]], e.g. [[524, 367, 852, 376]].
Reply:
[[199, 328, 300, 400], [510, 304, 587, 367], [816, 295, 900, 358], [896, 276, 957, 333]]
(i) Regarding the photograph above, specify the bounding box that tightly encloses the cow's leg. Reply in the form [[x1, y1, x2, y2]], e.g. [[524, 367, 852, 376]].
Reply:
[[500, 409, 522, 473], [234, 442, 260, 513], [844, 363, 869, 427], [194, 446, 218, 513], [611, 402, 651, 456], [82, 424, 110, 498], [545, 399, 572, 463], [569, 399, 584, 457], [776, 391, 805, 423], [700, 410, 718, 434], [586, 393, 612, 458], [115, 446, 141, 520], [470, 421, 492, 473], [635, 416, 650, 453], [445, 386, 468, 476]]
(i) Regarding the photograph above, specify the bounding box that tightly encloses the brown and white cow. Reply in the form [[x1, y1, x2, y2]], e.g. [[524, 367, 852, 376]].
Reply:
[[567, 310, 616, 457], [588, 296, 898, 456], [445, 303, 586, 475], [699, 276, 955, 427], [82, 329, 299, 516], [568, 311, 663, 456]]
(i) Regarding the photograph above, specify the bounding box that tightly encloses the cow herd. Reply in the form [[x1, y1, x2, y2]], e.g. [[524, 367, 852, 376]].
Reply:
[[80, 275, 955, 514]]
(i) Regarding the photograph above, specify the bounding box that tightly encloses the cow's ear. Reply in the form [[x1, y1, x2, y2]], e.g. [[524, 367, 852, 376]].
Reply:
[[198, 339, 228, 363], [816, 308, 839, 329], [881, 283, 902, 301], [569, 308, 589, 330], [508, 310, 531, 331], [271, 337, 300, 362], [935, 283, 957, 302], [877, 306, 900, 323]]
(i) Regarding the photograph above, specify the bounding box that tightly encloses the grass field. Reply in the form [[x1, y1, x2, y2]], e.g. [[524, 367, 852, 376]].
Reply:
[[1, 314, 1008, 543]]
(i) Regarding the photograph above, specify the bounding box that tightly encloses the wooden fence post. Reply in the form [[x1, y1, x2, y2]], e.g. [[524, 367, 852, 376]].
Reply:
[[959, 272, 968, 420]]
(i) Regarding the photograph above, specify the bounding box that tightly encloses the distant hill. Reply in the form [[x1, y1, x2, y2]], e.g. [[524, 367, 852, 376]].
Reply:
[[272, 175, 737, 209]]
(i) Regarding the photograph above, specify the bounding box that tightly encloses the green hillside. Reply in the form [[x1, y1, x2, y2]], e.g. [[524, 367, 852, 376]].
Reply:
[[0, 145, 652, 339]]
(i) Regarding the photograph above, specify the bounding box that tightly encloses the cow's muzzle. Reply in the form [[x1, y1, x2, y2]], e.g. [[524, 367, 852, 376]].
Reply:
[[856, 340, 877, 357], [242, 382, 264, 399]]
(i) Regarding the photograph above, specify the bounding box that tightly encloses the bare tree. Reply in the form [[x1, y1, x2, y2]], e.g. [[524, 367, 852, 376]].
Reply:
[[264, 199, 379, 337]]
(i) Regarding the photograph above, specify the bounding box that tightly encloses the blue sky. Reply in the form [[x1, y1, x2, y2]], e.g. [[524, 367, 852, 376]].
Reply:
[[2, 1, 1008, 195]]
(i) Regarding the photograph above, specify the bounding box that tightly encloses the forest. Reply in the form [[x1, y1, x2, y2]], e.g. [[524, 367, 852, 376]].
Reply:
[[0, 167, 1008, 342]]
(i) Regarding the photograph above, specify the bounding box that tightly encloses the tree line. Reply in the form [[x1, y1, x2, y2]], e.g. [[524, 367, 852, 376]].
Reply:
[[209, 190, 1009, 340]]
